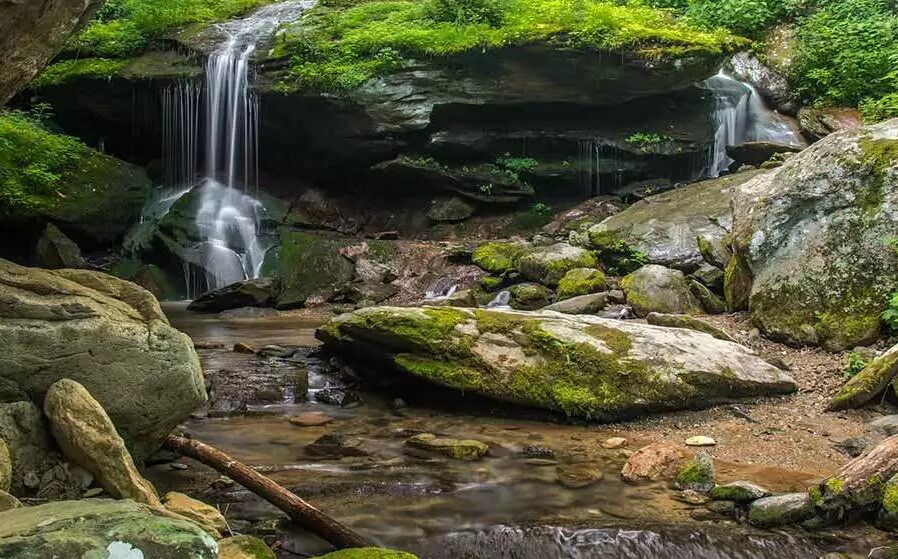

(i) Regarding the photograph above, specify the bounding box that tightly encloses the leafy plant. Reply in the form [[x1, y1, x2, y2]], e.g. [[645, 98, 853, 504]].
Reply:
[[625, 132, 673, 146], [496, 154, 538, 179], [842, 351, 869, 378], [479, 183, 495, 195], [424, 0, 506, 26], [883, 292, 898, 331]]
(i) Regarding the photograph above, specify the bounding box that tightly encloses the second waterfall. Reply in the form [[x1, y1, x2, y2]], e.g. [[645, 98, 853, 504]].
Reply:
[[162, 1, 312, 297]]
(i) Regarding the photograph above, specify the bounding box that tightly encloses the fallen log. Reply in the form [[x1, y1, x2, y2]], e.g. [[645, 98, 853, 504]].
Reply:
[[828, 343, 898, 411], [815, 434, 898, 520], [163, 435, 374, 549]]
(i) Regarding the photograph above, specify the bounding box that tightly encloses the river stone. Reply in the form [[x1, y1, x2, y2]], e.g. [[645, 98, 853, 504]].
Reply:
[[219, 535, 275, 559], [0, 498, 218, 559], [0, 260, 206, 460], [163, 491, 227, 538], [472, 242, 529, 275], [621, 443, 685, 483], [646, 313, 735, 342], [587, 170, 766, 271], [556, 268, 606, 300], [544, 292, 617, 314], [34, 223, 87, 269], [517, 243, 598, 287], [427, 196, 476, 222], [711, 481, 771, 503], [44, 379, 161, 506], [0, 401, 52, 495], [508, 283, 552, 311], [187, 278, 279, 313], [312, 549, 417, 559], [318, 307, 797, 421], [620, 265, 704, 317], [675, 452, 715, 493], [733, 119, 898, 350], [748, 493, 815, 527], [405, 433, 488, 460], [685, 436, 717, 447]]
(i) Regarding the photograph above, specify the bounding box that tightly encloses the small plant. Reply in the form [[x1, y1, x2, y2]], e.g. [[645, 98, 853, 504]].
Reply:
[[882, 292, 898, 331], [424, 0, 506, 26], [625, 133, 673, 145], [496, 154, 538, 177], [27, 103, 55, 123], [479, 183, 495, 196], [843, 351, 869, 378], [529, 202, 553, 219]]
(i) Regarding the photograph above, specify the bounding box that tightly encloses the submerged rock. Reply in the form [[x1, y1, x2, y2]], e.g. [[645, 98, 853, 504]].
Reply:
[[405, 433, 488, 461], [318, 307, 797, 421], [0, 260, 206, 460], [0, 499, 217, 558], [620, 265, 704, 317]]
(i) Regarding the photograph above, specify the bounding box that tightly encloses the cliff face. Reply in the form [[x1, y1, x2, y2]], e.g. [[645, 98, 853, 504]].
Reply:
[[0, 0, 105, 105]]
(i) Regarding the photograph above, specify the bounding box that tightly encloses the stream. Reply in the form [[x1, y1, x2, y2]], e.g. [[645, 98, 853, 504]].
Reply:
[[153, 303, 878, 558]]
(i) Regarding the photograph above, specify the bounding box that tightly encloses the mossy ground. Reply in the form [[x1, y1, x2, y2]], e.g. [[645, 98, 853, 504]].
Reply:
[[273, 0, 739, 92], [312, 548, 418, 559]]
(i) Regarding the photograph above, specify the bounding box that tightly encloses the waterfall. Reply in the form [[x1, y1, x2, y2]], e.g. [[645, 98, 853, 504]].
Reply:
[[159, 1, 312, 297], [703, 71, 804, 177], [486, 290, 511, 309]]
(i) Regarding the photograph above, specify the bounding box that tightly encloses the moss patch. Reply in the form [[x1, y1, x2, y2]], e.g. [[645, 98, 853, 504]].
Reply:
[[472, 241, 526, 274], [312, 549, 418, 559], [556, 268, 606, 300]]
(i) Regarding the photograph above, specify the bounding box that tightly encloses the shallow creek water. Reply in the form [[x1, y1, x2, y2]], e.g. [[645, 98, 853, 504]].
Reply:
[[157, 303, 882, 558]]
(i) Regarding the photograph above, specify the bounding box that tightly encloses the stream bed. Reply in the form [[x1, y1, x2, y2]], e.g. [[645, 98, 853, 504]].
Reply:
[[152, 303, 885, 558]]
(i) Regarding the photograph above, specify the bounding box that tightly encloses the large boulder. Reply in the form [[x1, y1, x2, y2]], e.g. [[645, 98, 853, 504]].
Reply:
[[34, 223, 87, 269], [0, 0, 104, 104], [265, 231, 356, 309], [620, 265, 704, 317], [733, 119, 898, 350], [187, 278, 279, 313], [518, 243, 598, 287], [317, 307, 797, 421], [0, 499, 218, 559], [0, 260, 206, 459]]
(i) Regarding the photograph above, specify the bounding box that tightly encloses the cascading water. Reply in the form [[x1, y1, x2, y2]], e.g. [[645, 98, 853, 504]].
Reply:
[[703, 70, 804, 177], [157, 1, 312, 297]]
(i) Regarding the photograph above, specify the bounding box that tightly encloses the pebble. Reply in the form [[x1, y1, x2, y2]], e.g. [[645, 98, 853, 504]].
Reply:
[[675, 490, 708, 505], [233, 342, 257, 354], [601, 437, 627, 449], [522, 445, 555, 459], [170, 462, 189, 471], [83, 487, 103, 498], [685, 436, 717, 447], [211, 476, 235, 491], [288, 412, 334, 427]]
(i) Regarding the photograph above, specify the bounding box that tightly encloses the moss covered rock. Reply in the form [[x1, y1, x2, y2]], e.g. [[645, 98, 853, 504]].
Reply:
[[556, 268, 606, 300], [734, 120, 898, 350], [219, 536, 275, 559], [645, 313, 735, 342], [472, 242, 529, 275], [271, 231, 355, 309], [878, 474, 898, 530], [747, 493, 815, 528], [0, 498, 217, 558], [508, 283, 552, 311], [405, 433, 488, 460], [620, 265, 704, 317], [317, 306, 797, 421], [710, 481, 771, 503], [675, 452, 715, 493], [312, 549, 417, 559], [518, 243, 598, 287], [829, 342, 898, 411]]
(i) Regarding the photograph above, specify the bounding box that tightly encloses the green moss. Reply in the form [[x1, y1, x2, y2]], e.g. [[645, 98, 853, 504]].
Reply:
[[508, 282, 552, 310], [312, 548, 418, 559], [275, 0, 739, 91], [518, 246, 598, 287], [221, 536, 275, 559], [30, 58, 128, 88], [809, 486, 823, 507], [586, 229, 648, 275], [479, 275, 504, 291], [675, 453, 715, 491], [556, 268, 606, 300], [394, 354, 484, 391], [723, 250, 752, 311], [825, 477, 844, 494], [882, 476, 898, 514], [472, 241, 527, 274]]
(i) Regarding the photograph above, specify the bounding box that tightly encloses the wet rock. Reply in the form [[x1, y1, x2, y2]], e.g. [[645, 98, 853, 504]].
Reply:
[[646, 313, 735, 342], [556, 464, 603, 488], [208, 363, 308, 416], [675, 452, 715, 493], [44, 379, 161, 506], [331, 281, 399, 306], [311, 549, 417, 559], [675, 489, 709, 505], [620, 265, 704, 317], [219, 535, 276, 559], [272, 231, 356, 309], [797, 106, 862, 140], [518, 243, 598, 287], [0, 401, 52, 494], [34, 223, 87, 269], [0, 260, 206, 460], [685, 436, 717, 447], [319, 307, 798, 421], [556, 268, 606, 300], [188, 278, 279, 313], [748, 493, 815, 528], [834, 437, 870, 458], [258, 345, 295, 358], [524, 458, 558, 466], [544, 292, 616, 315], [508, 282, 553, 310], [234, 342, 257, 354], [621, 443, 685, 483], [405, 433, 488, 461], [602, 437, 628, 449], [194, 340, 226, 350], [868, 415, 898, 437], [315, 387, 362, 407], [726, 142, 802, 169], [306, 434, 371, 458], [522, 445, 555, 459], [727, 51, 796, 115], [289, 412, 334, 427], [0, 499, 217, 559], [163, 491, 227, 538], [427, 196, 476, 222], [710, 481, 771, 503], [705, 499, 738, 518]]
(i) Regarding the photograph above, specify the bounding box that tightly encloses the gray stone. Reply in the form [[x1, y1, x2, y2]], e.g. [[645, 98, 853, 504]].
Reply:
[[620, 265, 704, 317], [710, 481, 771, 502], [34, 223, 87, 269], [544, 292, 618, 314], [868, 415, 898, 437], [0, 401, 52, 495], [187, 278, 279, 313], [726, 142, 803, 168], [508, 283, 553, 311], [675, 451, 715, 493], [748, 493, 815, 527], [798, 106, 862, 140], [427, 196, 476, 222], [646, 313, 736, 342], [691, 263, 724, 292], [518, 243, 598, 287]]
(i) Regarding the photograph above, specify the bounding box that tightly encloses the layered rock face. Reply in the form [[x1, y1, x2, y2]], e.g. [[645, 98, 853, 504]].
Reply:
[[0, 0, 104, 104], [317, 306, 797, 420], [0, 259, 206, 459]]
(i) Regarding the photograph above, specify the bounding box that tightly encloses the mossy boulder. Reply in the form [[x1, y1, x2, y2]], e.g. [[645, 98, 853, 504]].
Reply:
[[556, 268, 606, 300], [219, 535, 275, 559], [829, 343, 898, 411], [733, 119, 898, 350], [518, 243, 598, 287], [472, 242, 529, 274], [269, 231, 356, 309], [620, 265, 704, 317], [508, 283, 553, 311], [710, 481, 771, 503], [317, 307, 797, 421], [747, 493, 815, 528], [878, 474, 898, 530], [0, 499, 217, 558], [675, 451, 715, 493], [312, 549, 417, 559]]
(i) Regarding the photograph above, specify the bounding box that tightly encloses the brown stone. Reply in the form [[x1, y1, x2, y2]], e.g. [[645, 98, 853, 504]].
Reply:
[[288, 412, 334, 427], [620, 442, 685, 483], [233, 342, 257, 354]]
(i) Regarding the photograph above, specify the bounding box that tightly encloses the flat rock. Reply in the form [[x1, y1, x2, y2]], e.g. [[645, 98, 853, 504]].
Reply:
[[305, 434, 370, 458], [544, 291, 621, 314], [748, 493, 815, 528], [602, 437, 628, 449], [621, 443, 685, 483], [289, 412, 334, 427], [187, 278, 279, 313], [646, 313, 735, 342], [163, 491, 227, 538], [318, 307, 797, 421], [710, 481, 771, 502], [405, 433, 488, 460], [685, 436, 717, 447]]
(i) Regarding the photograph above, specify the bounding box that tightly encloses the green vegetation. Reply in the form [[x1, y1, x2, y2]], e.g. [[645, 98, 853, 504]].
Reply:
[[587, 229, 648, 275], [882, 292, 898, 332], [843, 352, 869, 378], [30, 58, 128, 88], [496, 154, 538, 179], [625, 132, 673, 147], [556, 267, 606, 300], [275, 0, 738, 91], [472, 241, 527, 274]]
